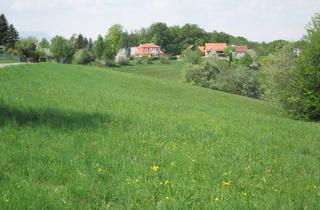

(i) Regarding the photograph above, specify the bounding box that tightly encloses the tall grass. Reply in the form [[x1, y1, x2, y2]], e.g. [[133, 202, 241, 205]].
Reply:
[[0, 63, 319, 209]]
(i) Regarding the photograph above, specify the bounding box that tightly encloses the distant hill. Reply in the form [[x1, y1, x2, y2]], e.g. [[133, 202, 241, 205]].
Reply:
[[19, 31, 52, 40]]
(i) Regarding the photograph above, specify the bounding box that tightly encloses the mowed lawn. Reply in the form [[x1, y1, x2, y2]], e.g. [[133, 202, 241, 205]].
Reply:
[[0, 63, 319, 209], [0, 59, 19, 64]]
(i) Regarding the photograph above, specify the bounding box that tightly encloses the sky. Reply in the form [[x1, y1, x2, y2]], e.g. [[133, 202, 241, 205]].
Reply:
[[1, 0, 320, 42]]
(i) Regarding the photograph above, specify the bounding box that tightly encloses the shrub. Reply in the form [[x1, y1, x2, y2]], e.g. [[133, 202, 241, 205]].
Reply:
[[115, 49, 129, 65], [135, 57, 144, 65], [15, 37, 38, 61], [183, 59, 262, 98], [183, 48, 202, 64], [235, 53, 253, 66], [146, 57, 153, 64], [169, 55, 177, 60], [183, 60, 220, 88], [159, 55, 169, 64], [73, 49, 93, 65]]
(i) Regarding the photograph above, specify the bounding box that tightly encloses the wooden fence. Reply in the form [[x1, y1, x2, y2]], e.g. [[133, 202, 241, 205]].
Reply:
[[0, 54, 20, 61]]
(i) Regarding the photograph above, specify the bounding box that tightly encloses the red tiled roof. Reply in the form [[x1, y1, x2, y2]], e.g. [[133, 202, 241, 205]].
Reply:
[[205, 43, 227, 51], [135, 43, 162, 55], [235, 45, 248, 53], [139, 43, 161, 48]]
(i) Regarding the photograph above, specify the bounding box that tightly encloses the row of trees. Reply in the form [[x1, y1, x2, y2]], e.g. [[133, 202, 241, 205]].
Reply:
[[0, 14, 19, 49]]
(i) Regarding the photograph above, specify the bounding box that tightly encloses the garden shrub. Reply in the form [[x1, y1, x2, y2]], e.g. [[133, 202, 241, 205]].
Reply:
[[73, 49, 93, 65], [183, 59, 262, 98], [135, 57, 144, 64], [115, 49, 129, 65], [160, 55, 169, 64]]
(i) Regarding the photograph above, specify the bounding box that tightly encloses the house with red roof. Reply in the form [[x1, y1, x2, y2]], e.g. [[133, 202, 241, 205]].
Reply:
[[234, 45, 248, 58], [204, 43, 228, 57], [134, 43, 163, 57]]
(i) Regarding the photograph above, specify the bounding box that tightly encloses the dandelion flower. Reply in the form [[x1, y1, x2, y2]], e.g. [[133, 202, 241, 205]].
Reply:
[[222, 181, 231, 187], [151, 165, 159, 172]]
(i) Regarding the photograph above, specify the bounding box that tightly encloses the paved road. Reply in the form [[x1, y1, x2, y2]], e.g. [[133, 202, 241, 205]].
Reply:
[[0, 63, 22, 68]]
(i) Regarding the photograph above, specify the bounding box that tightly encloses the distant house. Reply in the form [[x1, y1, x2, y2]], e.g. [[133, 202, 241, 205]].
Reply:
[[0, 45, 6, 51], [234, 45, 248, 58], [203, 43, 228, 57], [134, 43, 163, 57]]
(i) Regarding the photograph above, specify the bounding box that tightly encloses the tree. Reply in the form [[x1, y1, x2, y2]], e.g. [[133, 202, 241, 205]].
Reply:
[[7, 24, 19, 49], [148, 22, 171, 53], [50, 36, 74, 63], [15, 37, 37, 59], [93, 35, 105, 59], [86, 38, 93, 52], [105, 24, 123, 57], [70, 34, 88, 50], [210, 31, 232, 44], [117, 32, 130, 52], [261, 43, 296, 101], [0, 14, 9, 46], [290, 13, 320, 120], [180, 24, 207, 50], [39, 38, 50, 48], [167, 26, 182, 55]]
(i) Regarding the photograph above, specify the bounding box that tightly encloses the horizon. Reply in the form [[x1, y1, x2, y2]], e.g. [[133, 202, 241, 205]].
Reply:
[[1, 0, 320, 42]]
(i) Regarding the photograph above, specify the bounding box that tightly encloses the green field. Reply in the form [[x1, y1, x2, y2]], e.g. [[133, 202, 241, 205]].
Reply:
[[0, 59, 19, 64], [0, 63, 319, 209]]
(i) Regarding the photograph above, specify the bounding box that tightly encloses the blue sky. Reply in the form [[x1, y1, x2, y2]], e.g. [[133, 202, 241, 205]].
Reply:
[[1, 0, 320, 42]]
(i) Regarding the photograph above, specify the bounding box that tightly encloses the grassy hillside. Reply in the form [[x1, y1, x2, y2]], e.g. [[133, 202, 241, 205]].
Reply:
[[0, 63, 319, 209], [114, 61, 184, 81]]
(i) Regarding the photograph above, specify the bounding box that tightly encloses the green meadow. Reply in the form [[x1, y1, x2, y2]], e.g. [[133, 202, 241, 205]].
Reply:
[[0, 59, 19, 64], [0, 62, 319, 209]]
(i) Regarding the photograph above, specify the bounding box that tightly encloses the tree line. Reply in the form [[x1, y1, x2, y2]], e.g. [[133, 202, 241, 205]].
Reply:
[[1, 13, 287, 63]]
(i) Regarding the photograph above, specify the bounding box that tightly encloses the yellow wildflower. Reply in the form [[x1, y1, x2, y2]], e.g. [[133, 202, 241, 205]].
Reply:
[[222, 181, 231, 187], [151, 165, 159, 172], [172, 144, 177, 150], [241, 192, 248, 196], [126, 177, 132, 184]]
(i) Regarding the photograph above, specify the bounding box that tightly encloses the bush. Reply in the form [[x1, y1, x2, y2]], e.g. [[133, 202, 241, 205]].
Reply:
[[115, 49, 129, 65], [15, 37, 38, 61], [169, 55, 177, 60], [227, 66, 262, 98], [235, 53, 253, 66], [159, 55, 169, 64], [146, 57, 153, 64], [73, 49, 93, 65], [135, 57, 144, 65], [183, 59, 262, 98], [183, 60, 220, 88], [183, 48, 202, 64]]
